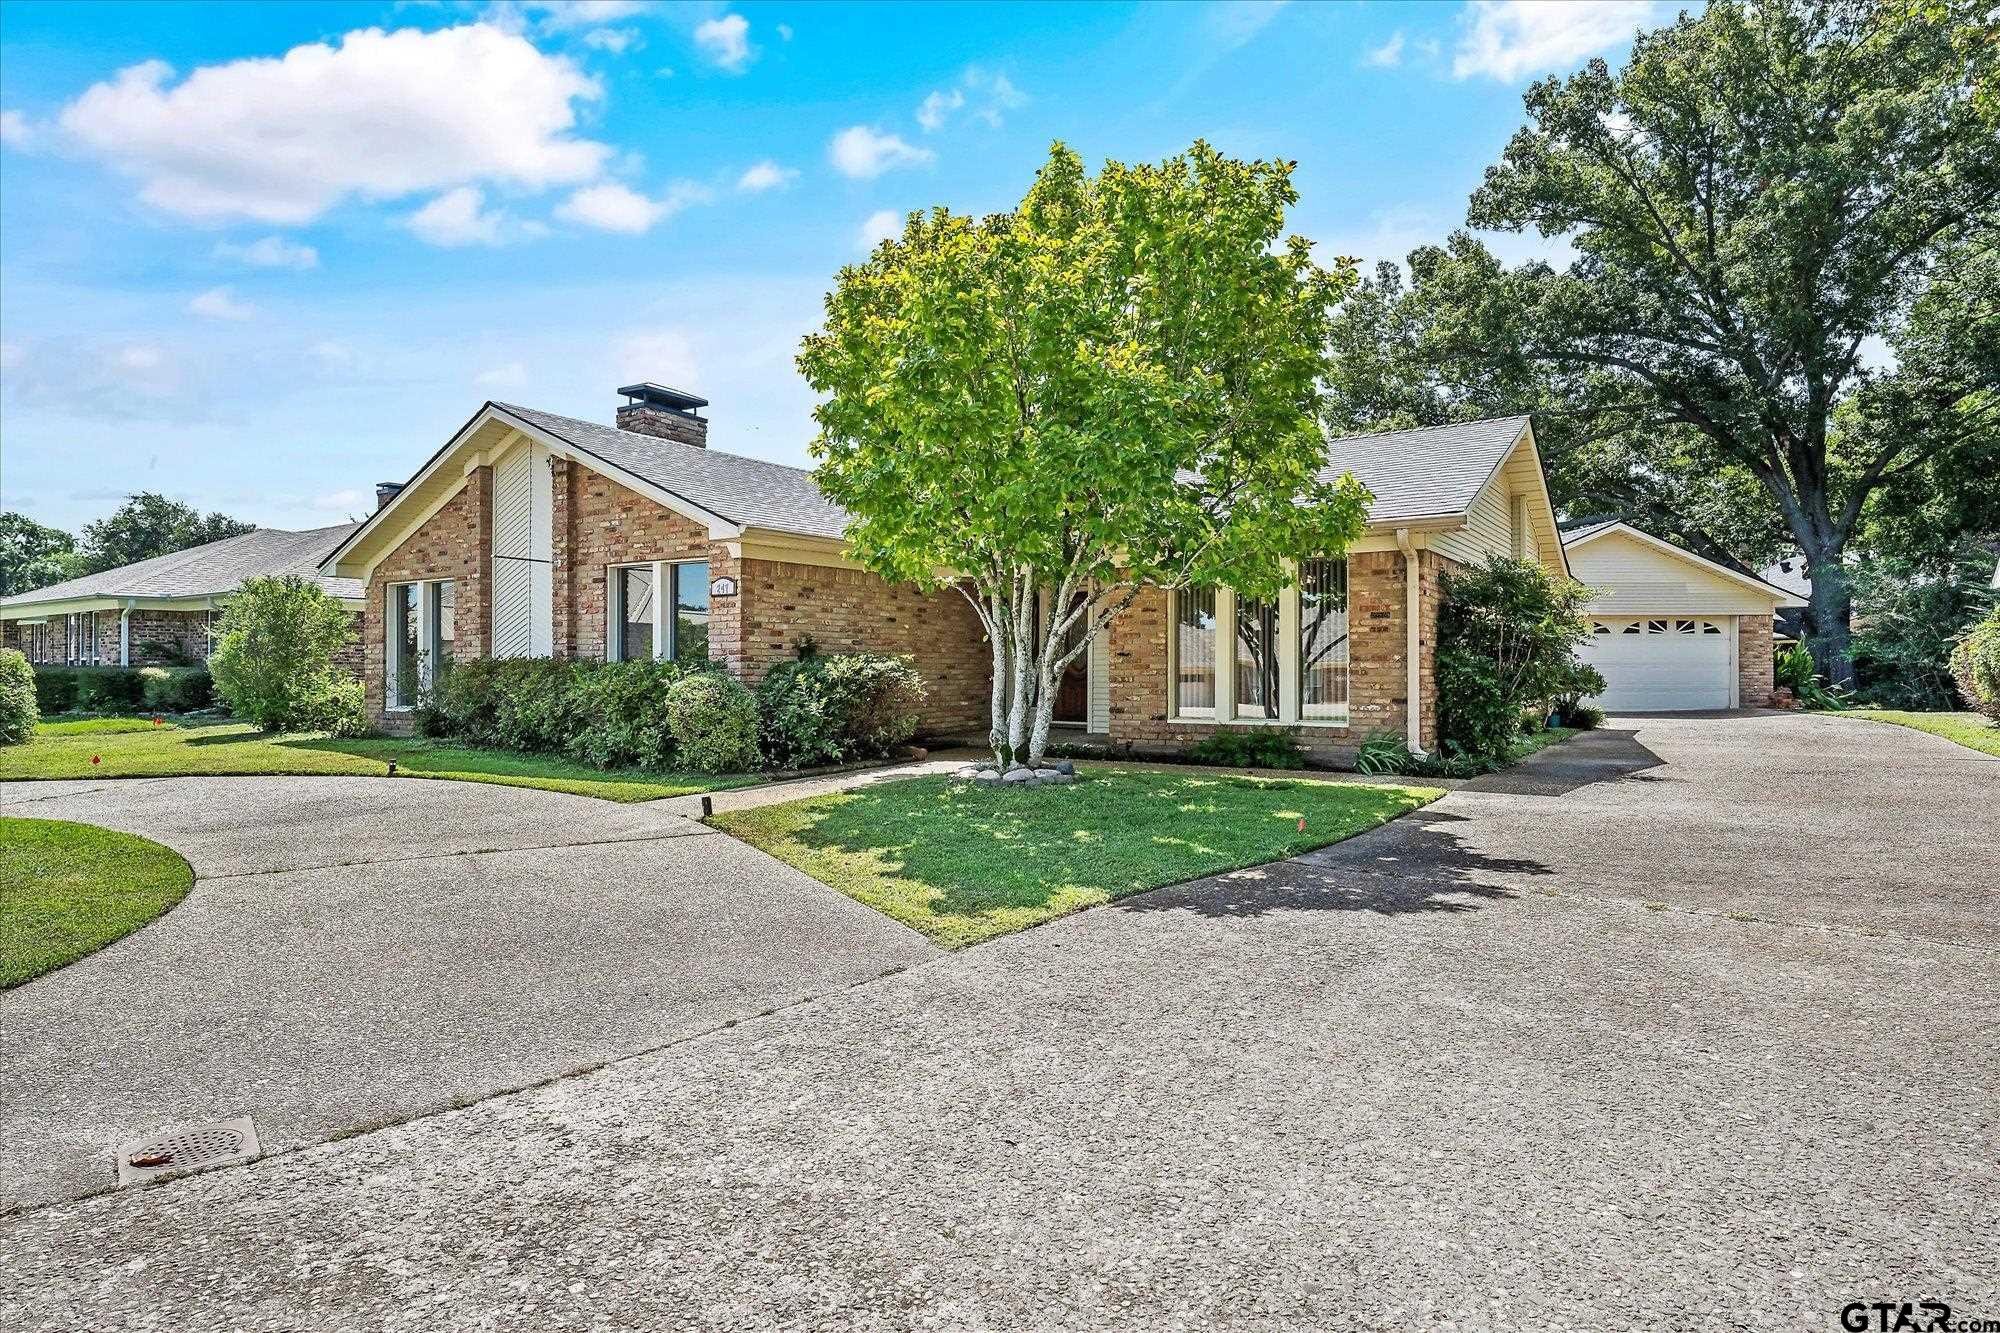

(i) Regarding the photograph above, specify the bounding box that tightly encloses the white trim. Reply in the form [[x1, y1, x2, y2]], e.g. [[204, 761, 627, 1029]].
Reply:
[[1562, 522, 1797, 605], [1395, 528, 1426, 757], [1166, 563, 1354, 730]]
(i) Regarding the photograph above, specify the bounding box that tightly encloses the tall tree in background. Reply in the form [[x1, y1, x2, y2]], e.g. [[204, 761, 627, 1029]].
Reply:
[[1328, 0, 1998, 683], [77, 493, 254, 576], [803, 142, 1369, 767], [0, 513, 81, 597]]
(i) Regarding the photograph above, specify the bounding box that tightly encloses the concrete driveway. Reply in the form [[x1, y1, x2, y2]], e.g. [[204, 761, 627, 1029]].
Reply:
[[3, 714, 1995, 1329], [0, 775, 937, 1210]]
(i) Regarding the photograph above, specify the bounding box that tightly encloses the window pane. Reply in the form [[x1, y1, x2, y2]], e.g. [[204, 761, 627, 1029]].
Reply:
[[1175, 588, 1216, 714], [618, 566, 655, 661], [391, 584, 420, 707], [1235, 595, 1279, 719], [1299, 557, 1349, 721], [430, 581, 456, 680], [673, 560, 710, 663]]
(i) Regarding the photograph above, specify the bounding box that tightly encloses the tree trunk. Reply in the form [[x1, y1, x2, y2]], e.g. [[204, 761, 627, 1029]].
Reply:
[[1803, 551, 1855, 688]]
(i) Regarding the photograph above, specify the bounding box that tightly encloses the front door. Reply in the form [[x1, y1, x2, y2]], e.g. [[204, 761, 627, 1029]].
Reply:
[[1046, 592, 1088, 726]]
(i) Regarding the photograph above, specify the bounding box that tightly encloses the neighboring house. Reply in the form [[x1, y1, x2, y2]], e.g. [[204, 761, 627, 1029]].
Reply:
[[1, 525, 364, 668], [1564, 521, 1798, 712], [322, 389, 1568, 760]]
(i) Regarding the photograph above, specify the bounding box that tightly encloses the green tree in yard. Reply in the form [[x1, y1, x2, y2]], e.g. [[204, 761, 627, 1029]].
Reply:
[[78, 493, 254, 575], [800, 141, 1371, 767], [1434, 557, 1598, 763], [1330, 0, 1999, 685], [209, 576, 364, 735], [0, 513, 81, 597]]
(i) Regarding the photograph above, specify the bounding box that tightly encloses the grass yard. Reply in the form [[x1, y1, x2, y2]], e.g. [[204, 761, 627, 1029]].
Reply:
[[713, 766, 1442, 948], [0, 718, 763, 802], [1512, 726, 1581, 761], [1844, 709, 2000, 759], [1, 817, 193, 987]]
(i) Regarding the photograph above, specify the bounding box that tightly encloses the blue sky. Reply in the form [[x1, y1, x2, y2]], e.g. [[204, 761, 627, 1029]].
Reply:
[[0, 0, 1666, 533]]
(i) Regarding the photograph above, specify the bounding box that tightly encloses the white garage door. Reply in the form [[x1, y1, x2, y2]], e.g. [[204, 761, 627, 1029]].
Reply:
[[1578, 617, 1733, 712]]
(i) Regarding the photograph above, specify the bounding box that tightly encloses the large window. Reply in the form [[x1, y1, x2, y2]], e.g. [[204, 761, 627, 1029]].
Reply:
[[389, 584, 421, 709], [1170, 558, 1350, 726], [1172, 587, 1217, 716], [387, 579, 454, 710], [609, 559, 711, 663], [1234, 596, 1279, 719], [1298, 557, 1349, 722]]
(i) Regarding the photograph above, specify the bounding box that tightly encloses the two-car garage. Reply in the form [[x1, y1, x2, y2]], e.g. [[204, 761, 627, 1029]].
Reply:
[[1562, 522, 1797, 714]]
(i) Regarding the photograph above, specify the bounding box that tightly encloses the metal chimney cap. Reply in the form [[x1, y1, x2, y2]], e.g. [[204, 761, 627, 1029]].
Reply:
[[616, 383, 709, 414]]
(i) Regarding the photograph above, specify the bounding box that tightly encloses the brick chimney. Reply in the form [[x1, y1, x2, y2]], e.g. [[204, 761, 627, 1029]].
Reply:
[[615, 382, 709, 447], [375, 481, 405, 511]]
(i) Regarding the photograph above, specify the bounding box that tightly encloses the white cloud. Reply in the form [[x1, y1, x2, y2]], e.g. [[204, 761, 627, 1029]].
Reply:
[[776, 23, 793, 42], [555, 180, 710, 233], [1365, 31, 1406, 68], [407, 186, 507, 246], [1453, 1, 1664, 82], [214, 235, 319, 269], [916, 89, 963, 132], [3, 340, 203, 417], [0, 110, 32, 148], [475, 362, 529, 388], [58, 24, 609, 224], [857, 209, 901, 252], [580, 27, 640, 54], [308, 340, 356, 369], [187, 286, 256, 320], [918, 68, 1026, 132], [736, 160, 797, 193], [694, 14, 752, 71], [614, 328, 700, 386], [507, 2, 649, 33], [828, 126, 933, 179]]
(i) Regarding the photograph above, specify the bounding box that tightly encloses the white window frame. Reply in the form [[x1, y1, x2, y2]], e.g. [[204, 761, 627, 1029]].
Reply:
[[1169, 559, 1350, 729], [607, 559, 709, 663], [385, 579, 453, 711]]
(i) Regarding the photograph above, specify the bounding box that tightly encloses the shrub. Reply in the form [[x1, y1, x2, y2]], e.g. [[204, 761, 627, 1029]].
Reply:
[[74, 668, 148, 713], [564, 659, 700, 769], [1565, 702, 1607, 730], [756, 652, 926, 768], [208, 575, 363, 733], [1184, 728, 1306, 770], [32, 666, 78, 714], [140, 666, 213, 713], [1774, 641, 1848, 710], [0, 648, 36, 745], [664, 671, 761, 773], [424, 657, 586, 752], [1849, 541, 1998, 711], [1352, 731, 1492, 779], [1435, 556, 1596, 763], [1951, 607, 2000, 718]]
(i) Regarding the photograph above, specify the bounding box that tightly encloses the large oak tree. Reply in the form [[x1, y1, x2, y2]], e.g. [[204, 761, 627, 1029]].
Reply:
[[1331, 0, 1998, 682]]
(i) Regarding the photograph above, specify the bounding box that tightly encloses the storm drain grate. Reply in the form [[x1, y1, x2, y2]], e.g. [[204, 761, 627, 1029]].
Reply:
[[115, 1116, 261, 1186]]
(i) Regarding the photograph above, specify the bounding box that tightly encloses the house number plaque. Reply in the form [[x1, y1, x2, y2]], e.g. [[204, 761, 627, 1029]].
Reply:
[[709, 576, 739, 598]]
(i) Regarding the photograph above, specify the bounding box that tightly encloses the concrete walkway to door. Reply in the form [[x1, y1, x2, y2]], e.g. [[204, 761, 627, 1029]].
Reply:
[[0, 774, 937, 1211]]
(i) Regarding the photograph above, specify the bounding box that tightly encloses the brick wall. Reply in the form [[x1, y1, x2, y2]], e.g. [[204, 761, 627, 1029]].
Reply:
[[362, 469, 491, 728], [1101, 548, 1452, 764], [553, 461, 718, 664], [737, 557, 989, 735], [1738, 613, 1774, 708], [126, 609, 211, 665]]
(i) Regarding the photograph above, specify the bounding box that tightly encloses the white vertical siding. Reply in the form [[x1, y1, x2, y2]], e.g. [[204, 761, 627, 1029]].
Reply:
[[1088, 623, 1110, 733], [1568, 531, 1778, 614], [490, 439, 553, 657]]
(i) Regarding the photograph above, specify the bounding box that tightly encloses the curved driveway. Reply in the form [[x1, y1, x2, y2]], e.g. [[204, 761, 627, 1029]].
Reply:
[[0, 775, 937, 1210], [3, 714, 1996, 1328]]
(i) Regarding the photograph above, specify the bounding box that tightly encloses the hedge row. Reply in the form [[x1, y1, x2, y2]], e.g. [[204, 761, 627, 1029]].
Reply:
[[31, 665, 215, 715], [415, 651, 926, 775]]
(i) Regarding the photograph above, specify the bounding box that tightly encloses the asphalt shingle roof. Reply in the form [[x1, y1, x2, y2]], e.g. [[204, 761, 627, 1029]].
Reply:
[[496, 403, 852, 539], [1318, 416, 1530, 522], [500, 404, 1533, 539], [2, 523, 364, 609]]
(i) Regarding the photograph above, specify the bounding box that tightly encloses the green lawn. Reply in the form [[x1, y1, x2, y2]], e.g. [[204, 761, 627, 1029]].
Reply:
[[1, 817, 194, 987], [1512, 726, 1580, 761], [1, 718, 763, 802], [713, 766, 1442, 949], [1844, 709, 2000, 759]]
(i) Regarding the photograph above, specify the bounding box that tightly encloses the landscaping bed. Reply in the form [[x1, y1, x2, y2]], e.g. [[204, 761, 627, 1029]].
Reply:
[[712, 765, 1441, 948], [1, 816, 193, 988], [0, 717, 762, 802]]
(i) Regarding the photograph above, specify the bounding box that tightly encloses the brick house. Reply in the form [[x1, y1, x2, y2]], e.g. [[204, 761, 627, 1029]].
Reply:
[[1, 525, 365, 670], [321, 388, 1610, 761]]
